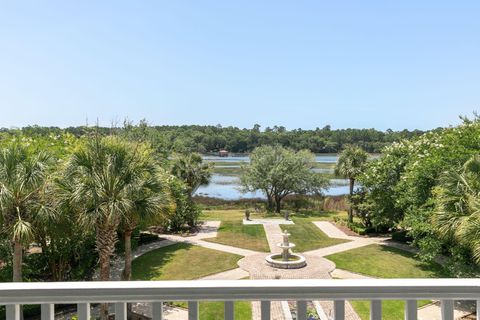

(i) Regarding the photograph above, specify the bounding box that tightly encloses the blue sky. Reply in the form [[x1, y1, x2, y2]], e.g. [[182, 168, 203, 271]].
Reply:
[[0, 1, 479, 130]]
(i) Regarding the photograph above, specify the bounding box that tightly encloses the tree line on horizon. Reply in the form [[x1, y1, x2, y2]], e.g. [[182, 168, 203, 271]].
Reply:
[[0, 122, 427, 154]]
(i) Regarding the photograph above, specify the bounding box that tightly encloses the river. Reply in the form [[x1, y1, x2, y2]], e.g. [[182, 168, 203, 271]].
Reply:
[[195, 154, 351, 200]]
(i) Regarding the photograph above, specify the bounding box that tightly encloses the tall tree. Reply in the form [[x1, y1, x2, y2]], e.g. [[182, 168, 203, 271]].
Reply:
[[434, 156, 480, 265], [0, 142, 50, 282], [241, 145, 328, 213], [335, 145, 368, 223], [171, 153, 212, 197], [63, 136, 157, 319], [120, 163, 172, 282]]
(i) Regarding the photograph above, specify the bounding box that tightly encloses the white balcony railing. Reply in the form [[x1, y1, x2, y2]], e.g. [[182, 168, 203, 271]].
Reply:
[[1, 279, 479, 320]]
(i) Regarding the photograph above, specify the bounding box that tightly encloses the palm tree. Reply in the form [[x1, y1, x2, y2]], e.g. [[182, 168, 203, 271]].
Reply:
[[335, 146, 368, 223], [434, 156, 480, 264], [120, 166, 172, 282], [64, 136, 158, 319], [0, 142, 50, 282], [171, 153, 212, 197]]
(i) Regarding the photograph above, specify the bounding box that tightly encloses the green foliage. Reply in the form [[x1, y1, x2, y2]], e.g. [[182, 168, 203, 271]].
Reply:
[[0, 123, 424, 154], [165, 176, 201, 231], [335, 145, 368, 180], [171, 153, 212, 196], [358, 117, 480, 270], [432, 156, 480, 267], [241, 145, 328, 212]]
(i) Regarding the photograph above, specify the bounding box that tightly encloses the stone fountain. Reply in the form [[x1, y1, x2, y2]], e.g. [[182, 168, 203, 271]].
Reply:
[[265, 230, 306, 269]]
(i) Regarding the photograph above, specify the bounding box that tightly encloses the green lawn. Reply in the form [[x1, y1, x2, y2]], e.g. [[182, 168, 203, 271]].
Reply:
[[205, 220, 270, 252], [326, 244, 448, 320], [172, 301, 251, 320], [132, 243, 242, 280], [325, 244, 449, 278], [132, 242, 252, 319], [201, 210, 270, 252], [283, 217, 349, 252], [201, 210, 348, 252], [350, 300, 431, 320]]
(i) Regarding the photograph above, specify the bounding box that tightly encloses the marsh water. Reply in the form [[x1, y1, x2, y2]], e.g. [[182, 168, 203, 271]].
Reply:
[[195, 154, 351, 200]]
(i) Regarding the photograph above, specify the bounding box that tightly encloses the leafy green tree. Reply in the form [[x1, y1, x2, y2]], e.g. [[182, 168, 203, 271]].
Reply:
[[433, 156, 480, 265], [241, 145, 328, 213], [335, 146, 368, 223], [171, 153, 212, 198], [0, 141, 50, 282], [63, 136, 159, 319]]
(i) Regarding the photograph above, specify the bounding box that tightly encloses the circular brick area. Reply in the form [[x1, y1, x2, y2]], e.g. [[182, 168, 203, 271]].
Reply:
[[238, 253, 335, 279]]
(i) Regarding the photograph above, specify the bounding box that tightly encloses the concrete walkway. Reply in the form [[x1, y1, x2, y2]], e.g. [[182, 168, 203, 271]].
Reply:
[[263, 224, 284, 253], [200, 267, 249, 280]]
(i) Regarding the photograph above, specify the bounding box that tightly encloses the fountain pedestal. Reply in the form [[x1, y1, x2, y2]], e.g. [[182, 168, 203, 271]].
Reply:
[[265, 230, 306, 269]]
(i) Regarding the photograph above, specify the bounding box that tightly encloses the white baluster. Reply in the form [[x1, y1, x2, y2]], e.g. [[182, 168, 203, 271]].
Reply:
[[334, 300, 345, 320], [152, 301, 164, 320], [477, 300, 480, 320], [370, 300, 382, 320], [224, 301, 234, 320], [440, 300, 454, 320], [188, 301, 199, 320], [261, 301, 271, 320], [6, 304, 20, 320], [296, 300, 307, 320], [41, 304, 54, 320], [77, 303, 90, 320], [404, 300, 417, 320], [115, 302, 127, 320]]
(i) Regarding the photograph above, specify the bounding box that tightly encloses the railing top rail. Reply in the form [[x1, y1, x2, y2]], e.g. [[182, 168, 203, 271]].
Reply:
[[0, 279, 479, 304]]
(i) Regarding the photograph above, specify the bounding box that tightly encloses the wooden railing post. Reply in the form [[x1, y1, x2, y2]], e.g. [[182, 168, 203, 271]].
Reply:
[[188, 301, 199, 320], [370, 300, 382, 320], [115, 302, 127, 320], [261, 301, 271, 320], [440, 300, 454, 320], [77, 303, 90, 320], [6, 304, 20, 320], [41, 304, 54, 320], [404, 300, 417, 320], [296, 300, 307, 320], [152, 301, 164, 320], [334, 300, 345, 320]]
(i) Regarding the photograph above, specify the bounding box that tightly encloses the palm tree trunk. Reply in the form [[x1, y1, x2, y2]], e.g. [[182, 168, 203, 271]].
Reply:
[[122, 230, 132, 281], [97, 224, 117, 320], [348, 178, 355, 223], [12, 240, 23, 282]]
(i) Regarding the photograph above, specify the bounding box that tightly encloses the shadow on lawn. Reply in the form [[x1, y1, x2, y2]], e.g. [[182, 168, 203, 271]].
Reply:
[[378, 245, 450, 278]]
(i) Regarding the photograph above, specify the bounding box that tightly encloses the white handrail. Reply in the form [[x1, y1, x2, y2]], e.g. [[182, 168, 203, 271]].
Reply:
[[0, 279, 478, 304]]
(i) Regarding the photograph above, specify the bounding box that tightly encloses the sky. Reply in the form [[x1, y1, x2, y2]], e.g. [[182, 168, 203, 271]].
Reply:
[[0, 1, 479, 131]]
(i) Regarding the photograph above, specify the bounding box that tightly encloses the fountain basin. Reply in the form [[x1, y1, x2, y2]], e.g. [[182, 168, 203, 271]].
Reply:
[[265, 253, 306, 269]]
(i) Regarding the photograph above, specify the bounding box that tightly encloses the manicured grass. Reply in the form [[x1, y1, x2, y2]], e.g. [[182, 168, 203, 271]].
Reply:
[[132, 243, 242, 280], [350, 300, 430, 320], [205, 220, 270, 252], [290, 210, 348, 222], [173, 301, 251, 320], [325, 244, 449, 278], [131, 242, 251, 319], [283, 217, 349, 252], [327, 244, 448, 319], [200, 209, 266, 221], [201, 210, 348, 252]]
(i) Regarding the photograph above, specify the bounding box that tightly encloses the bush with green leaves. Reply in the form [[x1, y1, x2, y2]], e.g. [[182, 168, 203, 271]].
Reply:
[[358, 116, 480, 271]]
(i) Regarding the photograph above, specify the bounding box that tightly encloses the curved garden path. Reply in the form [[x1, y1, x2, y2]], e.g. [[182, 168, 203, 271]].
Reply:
[[90, 218, 471, 320]]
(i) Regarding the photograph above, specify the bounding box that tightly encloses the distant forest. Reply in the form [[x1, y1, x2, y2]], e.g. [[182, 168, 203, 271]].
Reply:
[[0, 122, 428, 154]]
